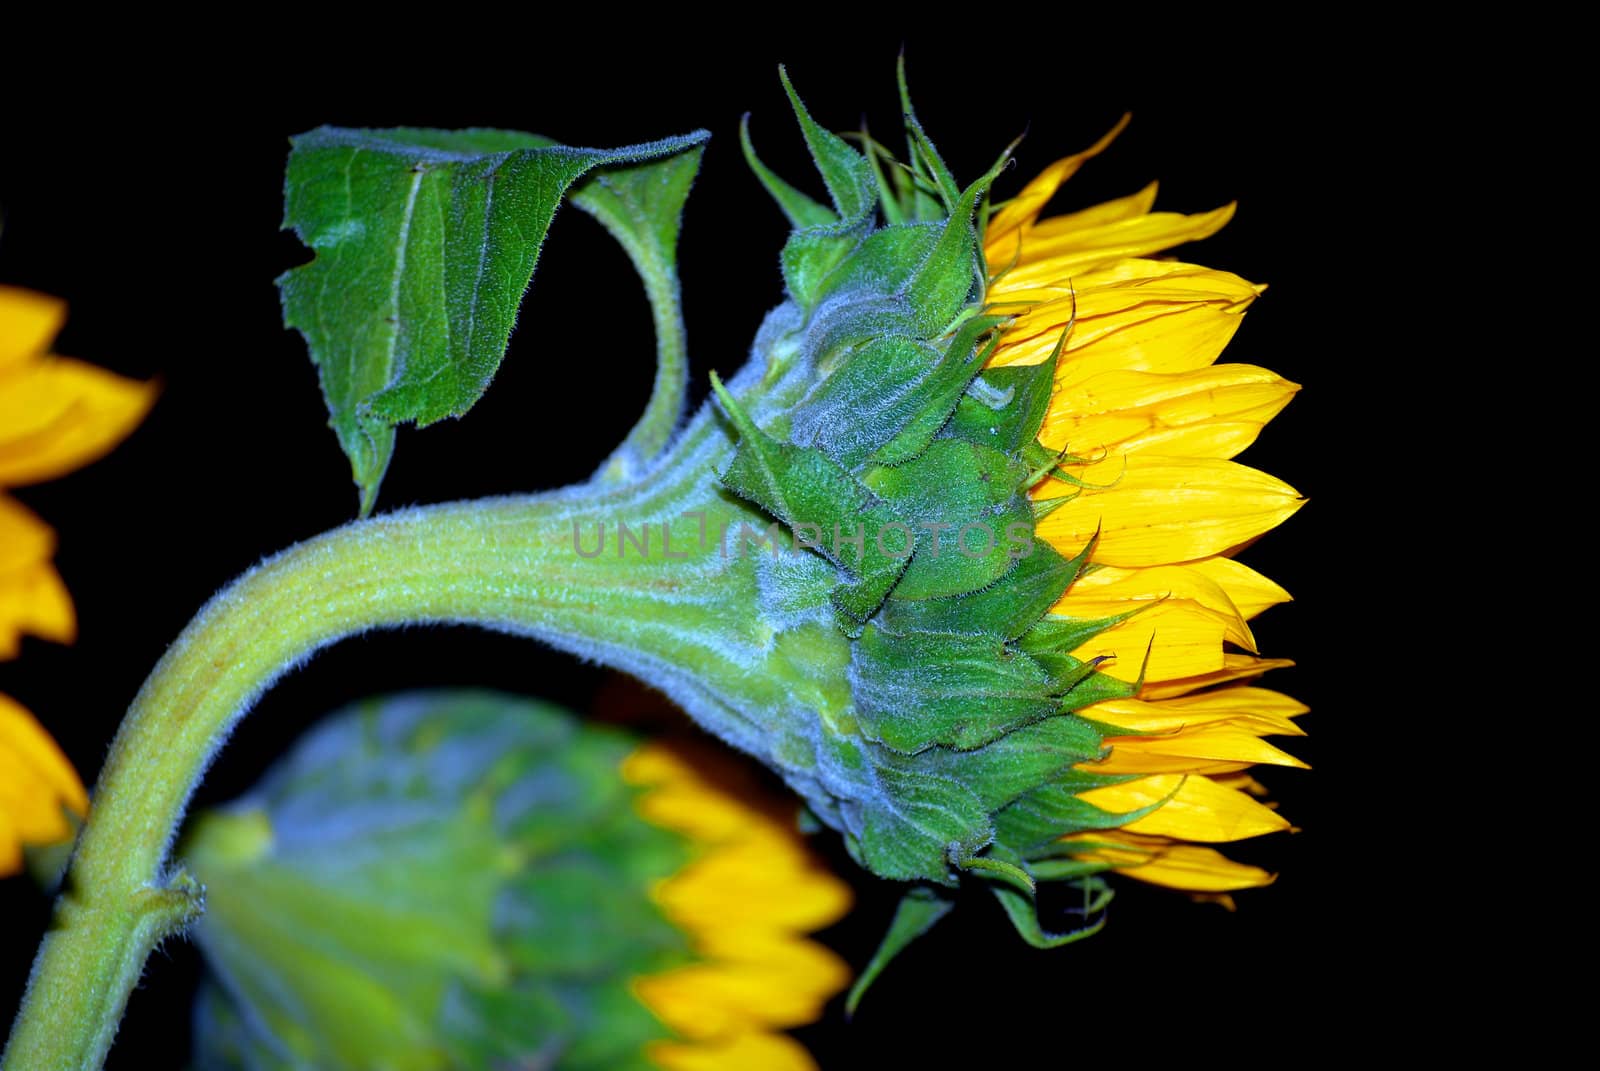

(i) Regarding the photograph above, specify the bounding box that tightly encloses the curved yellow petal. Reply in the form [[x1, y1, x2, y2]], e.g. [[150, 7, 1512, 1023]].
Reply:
[[0, 286, 65, 369], [1036, 455, 1305, 568], [623, 741, 849, 1065], [998, 204, 1237, 290], [1087, 687, 1308, 738], [647, 1029, 820, 1071], [1187, 556, 1292, 619], [985, 114, 1131, 248], [0, 496, 75, 657], [1091, 728, 1308, 775], [1062, 833, 1275, 893], [1079, 773, 1290, 842], [0, 356, 157, 486], [0, 693, 87, 814], [0, 809, 20, 875], [990, 261, 1260, 374], [1037, 365, 1298, 462], [1139, 654, 1294, 700], [1068, 598, 1248, 683], [0, 693, 86, 860], [0, 560, 76, 657]]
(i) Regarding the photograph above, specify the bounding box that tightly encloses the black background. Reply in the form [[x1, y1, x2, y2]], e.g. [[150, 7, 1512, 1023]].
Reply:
[[2, 30, 1369, 1066]]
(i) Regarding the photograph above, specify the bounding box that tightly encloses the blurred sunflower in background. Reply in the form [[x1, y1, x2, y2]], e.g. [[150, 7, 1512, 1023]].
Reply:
[[0, 283, 155, 874], [184, 692, 851, 1071], [983, 118, 1306, 898]]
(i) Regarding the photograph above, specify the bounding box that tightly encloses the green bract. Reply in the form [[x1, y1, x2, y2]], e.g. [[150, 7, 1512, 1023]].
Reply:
[[183, 692, 692, 1071]]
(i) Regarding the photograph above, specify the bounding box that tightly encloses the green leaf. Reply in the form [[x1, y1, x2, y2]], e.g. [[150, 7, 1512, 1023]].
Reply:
[[845, 887, 955, 1016], [279, 126, 709, 515]]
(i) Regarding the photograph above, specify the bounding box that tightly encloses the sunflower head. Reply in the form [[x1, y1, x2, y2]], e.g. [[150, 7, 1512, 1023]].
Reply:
[[182, 691, 850, 1071], [705, 65, 1303, 972]]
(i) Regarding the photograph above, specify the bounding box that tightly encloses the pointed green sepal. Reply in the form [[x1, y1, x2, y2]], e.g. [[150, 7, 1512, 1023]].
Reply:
[[897, 54, 961, 216], [850, 625, 1059, 753], [901, 147, 1014, 337], [845, 887, 955, 1017], [711, 373, 911, 620], [946, 345, 1060, 456], [991, 878, 1112, 949], [778, 65, 876, 228], [739, 114, 837, 229], [876, 539, 1081, 640]]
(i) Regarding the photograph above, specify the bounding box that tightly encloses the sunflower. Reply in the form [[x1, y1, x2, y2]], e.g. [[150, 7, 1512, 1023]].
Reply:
[[982, 117, 1306, 896], [185, 692, 851, 1071], [0, 283, 154, 874], [623, 741, 853, 1071]]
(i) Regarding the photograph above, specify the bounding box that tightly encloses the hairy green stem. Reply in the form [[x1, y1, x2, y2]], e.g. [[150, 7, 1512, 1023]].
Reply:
[[1, 447, 772, 1069], [580, 190, 691, 484]]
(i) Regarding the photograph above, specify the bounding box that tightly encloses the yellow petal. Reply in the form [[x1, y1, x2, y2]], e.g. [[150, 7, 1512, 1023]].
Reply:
[[1036, 454, 1304, 568], [0, 286, 65, 369], [1067, 597, 1247, 683], [0, 692, 87, 849], [0, 808, 20, 875], [1087, 686, 1308, 738], [624, 740, 852, 1048], [1063, 832, 1275, 893], [1090, 727, 1307, 775], [656, 829, 853, 934], [1054, 561, 1259, 683], [998, 204, 1237, 290], [1186, 556, 1292, 620], [1079, 772, 1290, 842], [989, 261, 1260, 373], [0, 356, 157, 486], [0, 494, 54, 575], [1139, 654, 1294, 700], [647, 1030, 820, 1071], [633, 951, 847, 1038], [985, 114, 1131, 248], [0, 496, 76, 657], [1037, 365, 1297, 462]]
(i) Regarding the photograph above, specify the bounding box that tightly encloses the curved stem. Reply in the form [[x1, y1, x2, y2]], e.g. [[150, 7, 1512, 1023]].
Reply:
[[576, 187, 691, 484], [3, 480, 750, 1070]]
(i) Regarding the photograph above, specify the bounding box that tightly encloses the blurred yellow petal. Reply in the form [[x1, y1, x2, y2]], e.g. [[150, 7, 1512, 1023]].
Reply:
[[647, 1030, 820, 1071], [0, 286, 65, 370], [0, 497, 76, 656], [0, 693, 86, 863], [0, 810, 19, 875], [1037, 455, 1305, 568], [1080, 773, 1290, 842], [624, 741, 849, 1065], [0, 559, 76, 657], [1062, 832, 1275, 893], [0, 356, 157, 486]]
